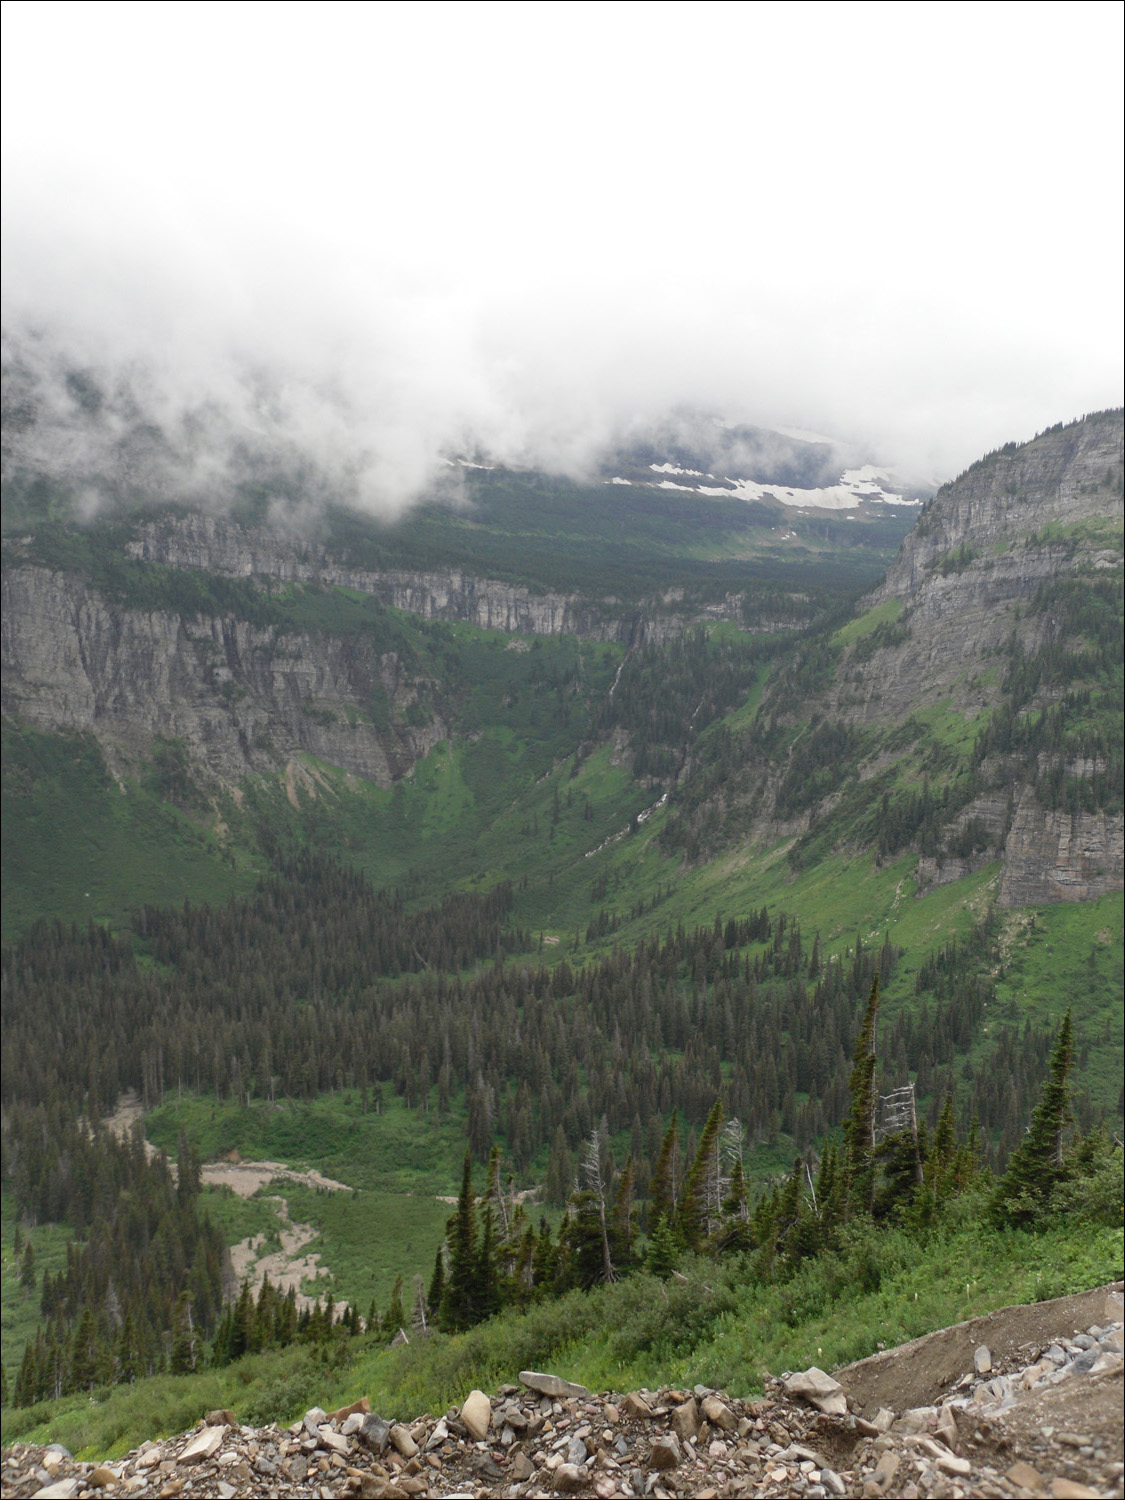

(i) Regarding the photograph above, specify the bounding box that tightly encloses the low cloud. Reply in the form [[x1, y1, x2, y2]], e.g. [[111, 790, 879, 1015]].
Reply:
[[3, 2, 1121, 517]]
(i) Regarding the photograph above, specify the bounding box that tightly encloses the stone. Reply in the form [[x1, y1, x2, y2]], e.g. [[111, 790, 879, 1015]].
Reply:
[[1006, 1460, 1046, 1491], [520, 1369, 591, 1399], [670, 1398, 699, 1442], [178, 1426, 225, 1465], [389, 1424, 419, 1458], [510, 1451, 535, 1482], [936, 1453, 971, 1476], [358, 1413, 393, 1454], [871, 1451, 900, 1490], [622, 1391, 653, 1418], [783, 1367, 847, 1416], [30, 1484, 79, 1500], [328, 1397, 371, 1422], [554, 1463, 587, 1492], [460, 1388, 492, 1441], [820, 1469, 847, 1497], [318, 1426, 350, 1455], [701, 1395, 737, 1432], [567, 1435, 589, 1466], [1049, 1483, 1101, 1500], [89, 1469, 119, 1490], [973, 1344, 992, 1374], [303, 1405, 329, 1433], [649, 1435, 681, 1471]]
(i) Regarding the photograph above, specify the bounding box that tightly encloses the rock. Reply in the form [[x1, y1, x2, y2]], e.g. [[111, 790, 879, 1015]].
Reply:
[[820, 1469, 847, 1497], [302, 1406, 329, 1437], [936, 1452, 971, 1476], [974, 1344, 992, 1374], [460, 1388, 492, 1441], [670, 1397, 699, 1441], [318, 1425, 350, 1455], [783, 1367, 847, 1416], [649, 1434, 681, 1470], [328, 1396, 371, 1422], [178, 1426, 225, 1465], [389, 1423, 419, 1458], [701, 1394, 736, 1432], [567, 1434, 588, 1465], [871, 1450, 900, 1490], [358, 1413, 394, 1454], [554, 1462, 587, 1492], [622, 1391, 653, 1418], [520, 1369, 591, 1399], [1049, 1483, 1101, 1499], [1006, 1460, 1046, 1490], [31, 1484, 79, 1500], [510, 1451, 536, 1481]]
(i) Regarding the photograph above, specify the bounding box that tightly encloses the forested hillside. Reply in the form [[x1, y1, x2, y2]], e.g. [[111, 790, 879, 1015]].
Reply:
[[1, 412, 1121, 1439]]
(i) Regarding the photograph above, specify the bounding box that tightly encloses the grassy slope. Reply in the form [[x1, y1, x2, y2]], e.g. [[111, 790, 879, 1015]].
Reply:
[[3, 1207, 1119, 1459]]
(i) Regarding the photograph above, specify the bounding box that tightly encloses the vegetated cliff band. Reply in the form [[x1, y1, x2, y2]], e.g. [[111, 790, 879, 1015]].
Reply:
[[0, 565, 446, 784], [662, 412, 1124, 906]]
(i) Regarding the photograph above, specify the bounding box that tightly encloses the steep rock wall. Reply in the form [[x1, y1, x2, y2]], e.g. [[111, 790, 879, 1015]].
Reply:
[[1, 565, 443, 783]]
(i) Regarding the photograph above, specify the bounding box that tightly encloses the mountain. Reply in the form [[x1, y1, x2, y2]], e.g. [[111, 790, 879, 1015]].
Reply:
[[659, 408, 1124, 906], [1, 407, 1121, 1440]]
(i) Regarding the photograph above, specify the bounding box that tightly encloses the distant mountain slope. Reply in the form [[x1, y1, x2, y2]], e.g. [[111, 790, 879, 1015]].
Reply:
[[662, 410, 1123, 906]]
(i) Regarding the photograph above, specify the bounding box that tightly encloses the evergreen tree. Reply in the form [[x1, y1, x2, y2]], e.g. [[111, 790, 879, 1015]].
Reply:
[[440, 1152, 478, 1331], [169, 1290, 197, 1375], [677, 1097, 724, 1250], [383, 1276, 406, 1337], [648, 1111, 679, 1229], [992, 1011, 1075, 1228], [843, 976, 880, 1217]]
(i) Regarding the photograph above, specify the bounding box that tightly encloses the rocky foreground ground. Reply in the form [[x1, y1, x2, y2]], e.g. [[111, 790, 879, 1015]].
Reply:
[[3, 1284, 1122, 1500]]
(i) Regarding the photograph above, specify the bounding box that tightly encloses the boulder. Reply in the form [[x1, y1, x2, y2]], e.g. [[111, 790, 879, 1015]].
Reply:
[[178, 1426, 225, 1465], [650, 1434, 681, 1470], [701, 1395, 736, 1432], [389, 1423, 418, 1458], [671, 1397, 700, 1441], [974, 1344, 992, 1374], [553, 1463, 587, 1492], [460, 1388, 492, 1441], [357, 1413, 393, 1454], [622, 1391, 653, 1418], [520, 1369, 590, 1399], [328, 1396, 370, 1422], [783, 1367, 847, 1416]]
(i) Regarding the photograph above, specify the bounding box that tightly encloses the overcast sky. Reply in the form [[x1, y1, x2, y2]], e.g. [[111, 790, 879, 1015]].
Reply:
[[2, 0, 1122, 508]]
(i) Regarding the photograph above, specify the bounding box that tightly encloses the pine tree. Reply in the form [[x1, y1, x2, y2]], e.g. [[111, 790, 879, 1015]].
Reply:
[[384, 1276, 406, 1337], [677, 1097, 724, 1250], [170, 1290, 197, 1374], [441, 1151, 478, 1331], [843, 976, 880, 1217], [992, 1010, 1075, 1228], [648, 1111, 679, 1229], [427, 1246, 445, 1316]]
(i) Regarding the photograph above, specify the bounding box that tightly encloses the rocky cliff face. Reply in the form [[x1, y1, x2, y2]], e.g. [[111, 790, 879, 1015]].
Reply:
[[1, 565, 443, 783], [124, 511, 640, 642], [834, 412, 1123, 727], [829, 411, 1124, 906]]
